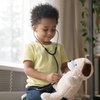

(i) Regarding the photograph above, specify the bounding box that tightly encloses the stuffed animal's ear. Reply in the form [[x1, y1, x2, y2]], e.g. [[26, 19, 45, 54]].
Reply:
[[82, 63, 91, 76]]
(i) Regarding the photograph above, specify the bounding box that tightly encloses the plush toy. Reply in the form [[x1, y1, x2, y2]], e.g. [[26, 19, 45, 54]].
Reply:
[[41, 58, 93, 100]]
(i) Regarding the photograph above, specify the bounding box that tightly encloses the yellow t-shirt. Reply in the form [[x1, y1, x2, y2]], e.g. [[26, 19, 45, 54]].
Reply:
[[23, 42, 67, 87]]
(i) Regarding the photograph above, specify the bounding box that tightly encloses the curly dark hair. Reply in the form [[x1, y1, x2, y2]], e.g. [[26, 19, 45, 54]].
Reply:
[[30, 4, 59, 26]]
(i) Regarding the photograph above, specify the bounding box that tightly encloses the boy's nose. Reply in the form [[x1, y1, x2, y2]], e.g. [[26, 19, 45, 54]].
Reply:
[[47, 31, 53, 36], [48, 31, 52, 35], [48, 30, 55, 35]]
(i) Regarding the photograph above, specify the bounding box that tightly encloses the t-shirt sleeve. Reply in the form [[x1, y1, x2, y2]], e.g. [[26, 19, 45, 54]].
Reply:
[[60, 44, 68, 63], [22, 43, 34, 63]]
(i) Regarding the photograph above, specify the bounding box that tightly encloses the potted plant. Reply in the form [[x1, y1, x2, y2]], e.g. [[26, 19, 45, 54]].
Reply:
[[79, 0, 100, 54], [93, 0, 100, 54], [93, 0, 100, 33]]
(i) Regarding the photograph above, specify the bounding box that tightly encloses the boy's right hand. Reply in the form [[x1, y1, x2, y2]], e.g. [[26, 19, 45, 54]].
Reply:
[[46, 73, 61, 84]]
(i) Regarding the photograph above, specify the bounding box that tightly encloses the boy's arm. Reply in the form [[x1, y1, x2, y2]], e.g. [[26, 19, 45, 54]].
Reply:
[[24, 60, 47, 81], [24, 60, 61, 83]]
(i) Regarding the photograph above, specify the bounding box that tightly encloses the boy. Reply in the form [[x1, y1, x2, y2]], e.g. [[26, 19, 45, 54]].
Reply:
[[23, 3, 68, 100]]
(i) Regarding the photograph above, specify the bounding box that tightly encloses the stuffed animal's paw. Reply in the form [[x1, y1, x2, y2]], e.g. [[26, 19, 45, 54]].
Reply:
[[41, 93, 51, 100]]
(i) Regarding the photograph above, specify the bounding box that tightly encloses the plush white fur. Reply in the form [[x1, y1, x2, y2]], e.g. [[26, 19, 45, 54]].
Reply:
[[41, 58, 93, 100]]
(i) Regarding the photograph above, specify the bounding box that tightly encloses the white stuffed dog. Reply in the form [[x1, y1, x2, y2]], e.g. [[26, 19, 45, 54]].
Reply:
[[41, 58, 93, 100]]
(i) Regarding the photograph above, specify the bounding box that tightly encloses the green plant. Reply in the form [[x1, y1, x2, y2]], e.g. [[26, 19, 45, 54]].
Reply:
[[80, 0, 100, 53], [93, 0, 100, 16], [93, 0, 100, 33]]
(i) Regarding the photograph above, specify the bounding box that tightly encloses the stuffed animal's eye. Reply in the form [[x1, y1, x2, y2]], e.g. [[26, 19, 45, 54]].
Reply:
[[75, 64, 77, 66]]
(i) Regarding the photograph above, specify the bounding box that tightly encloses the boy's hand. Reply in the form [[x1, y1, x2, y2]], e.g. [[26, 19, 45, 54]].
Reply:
[[46, 73, 61, 84]]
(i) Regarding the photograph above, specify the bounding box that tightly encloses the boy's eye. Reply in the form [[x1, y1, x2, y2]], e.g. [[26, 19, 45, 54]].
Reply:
[[51, 29, 56, 32], [43, 29, 56, 33], [43, 29, 48, 32]]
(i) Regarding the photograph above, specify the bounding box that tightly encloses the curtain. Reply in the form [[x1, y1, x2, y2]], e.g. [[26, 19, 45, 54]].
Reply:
[[62, 0, 85, 60]]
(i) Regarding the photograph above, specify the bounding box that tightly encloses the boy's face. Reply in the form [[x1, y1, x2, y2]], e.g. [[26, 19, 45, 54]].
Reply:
[[33, 18, 57, 44]]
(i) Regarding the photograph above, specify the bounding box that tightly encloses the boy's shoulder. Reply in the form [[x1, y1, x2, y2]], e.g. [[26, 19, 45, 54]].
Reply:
[[25, 41, 38, 46]]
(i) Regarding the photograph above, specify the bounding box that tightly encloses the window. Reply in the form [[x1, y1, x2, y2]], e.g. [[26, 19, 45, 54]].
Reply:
[[0, 0, 36, 64], [0, 0, 24, 63]]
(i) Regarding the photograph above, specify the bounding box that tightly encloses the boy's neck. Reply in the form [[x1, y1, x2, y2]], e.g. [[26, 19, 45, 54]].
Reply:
[[36, 40, 52, 45]]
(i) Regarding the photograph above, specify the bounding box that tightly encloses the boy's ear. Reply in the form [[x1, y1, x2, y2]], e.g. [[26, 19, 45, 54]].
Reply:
[[32, 25, 37, 31]]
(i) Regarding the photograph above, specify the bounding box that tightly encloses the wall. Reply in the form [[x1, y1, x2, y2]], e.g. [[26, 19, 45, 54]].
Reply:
[[0, 63, 26, 100]]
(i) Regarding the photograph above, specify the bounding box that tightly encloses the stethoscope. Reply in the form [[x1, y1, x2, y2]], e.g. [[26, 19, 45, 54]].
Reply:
[[33, 30, 59, 73]]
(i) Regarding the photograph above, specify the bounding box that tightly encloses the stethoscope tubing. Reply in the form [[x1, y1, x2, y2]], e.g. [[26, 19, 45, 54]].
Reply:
[[33, 30, 59, 73]]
